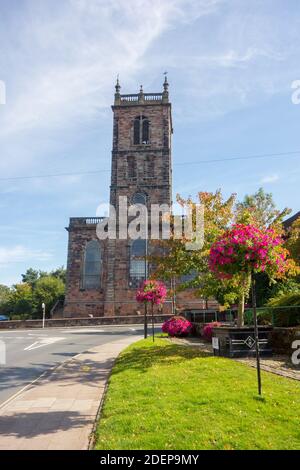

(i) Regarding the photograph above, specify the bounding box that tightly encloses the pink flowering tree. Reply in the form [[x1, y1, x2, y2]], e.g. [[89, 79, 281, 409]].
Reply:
[[136, 280, 167, 341], [136, 279, 167, 306], [209, 224, 290, 326]]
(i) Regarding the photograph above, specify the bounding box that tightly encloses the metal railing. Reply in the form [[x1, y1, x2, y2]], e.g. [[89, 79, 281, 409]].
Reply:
[[184, 305, 300, 327], [244, 305, 300, 327], [184, 310, 236, 324]]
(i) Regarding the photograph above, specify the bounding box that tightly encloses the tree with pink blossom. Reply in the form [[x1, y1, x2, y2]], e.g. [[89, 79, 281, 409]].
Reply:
[[209, 224, 291, 327], [136, 280, 167, 341]]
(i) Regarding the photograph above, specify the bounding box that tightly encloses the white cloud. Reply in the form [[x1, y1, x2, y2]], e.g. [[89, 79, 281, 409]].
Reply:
[[0, 0, 225, 180], [260, 174, 279, 184], [0, 0, 220, 138], [0, 245, 53, 266], [0, 1, 299, 179]]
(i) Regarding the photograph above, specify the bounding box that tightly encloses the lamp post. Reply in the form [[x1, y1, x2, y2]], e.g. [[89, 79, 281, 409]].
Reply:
[[251, 271, 262, 395], [144, 236, 148, 339], [151, 301, 155, 342], [42, 302, 46, 329], [144, 303, 148, 339]]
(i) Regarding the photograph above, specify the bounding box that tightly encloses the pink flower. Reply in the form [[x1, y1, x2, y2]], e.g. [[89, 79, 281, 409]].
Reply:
[[162, 316, 193, 337], [136, 280, 167, 305], [209, 223, 287, 278]]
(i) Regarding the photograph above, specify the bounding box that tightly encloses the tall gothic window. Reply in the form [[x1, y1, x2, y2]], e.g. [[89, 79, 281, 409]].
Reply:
[[82, 240, 101, 289], [134, 118, 140, 145], [129, 239, 147, 287], [133, 116, 150, 145]]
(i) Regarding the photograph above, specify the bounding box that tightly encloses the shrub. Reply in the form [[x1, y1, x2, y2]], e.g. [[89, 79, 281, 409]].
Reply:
[[162, 316, 193, 337], [13, 298, 33, 317], [202, 322, 221, 341], [267, 291, 300, 326]]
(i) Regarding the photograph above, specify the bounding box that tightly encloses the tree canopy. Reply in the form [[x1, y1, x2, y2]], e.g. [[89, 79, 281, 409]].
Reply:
[[0, 266, 66, 319]]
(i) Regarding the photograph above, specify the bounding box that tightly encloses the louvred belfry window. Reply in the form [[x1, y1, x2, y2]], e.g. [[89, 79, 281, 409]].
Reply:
[[133, 116, 150, 145]]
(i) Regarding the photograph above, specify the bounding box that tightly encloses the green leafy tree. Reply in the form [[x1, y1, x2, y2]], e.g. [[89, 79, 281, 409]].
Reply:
[[21, 268, 47, 288], [152, 188, 297, 317], [50, 266, 66, 284], [152, 190, 237, 308], [0, 284, 11, 316], [9, 283, 33, 319], [286, 217, 300, 265], [13, 298, 33, 318], [11, 283, 33, 302], [33, 276, 65, 318], [236, 187, 291, 230], [0, 284, 10, 304]]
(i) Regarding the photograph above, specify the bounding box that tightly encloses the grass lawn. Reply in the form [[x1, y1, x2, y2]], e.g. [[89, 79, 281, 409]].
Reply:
[[94, 337, 300, 450]]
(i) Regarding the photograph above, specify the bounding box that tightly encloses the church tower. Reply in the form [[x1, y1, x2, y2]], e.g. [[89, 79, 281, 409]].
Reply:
[[104, 78, 173, 315], [63, 78, 176, 318], [110, 77, 172, 208]]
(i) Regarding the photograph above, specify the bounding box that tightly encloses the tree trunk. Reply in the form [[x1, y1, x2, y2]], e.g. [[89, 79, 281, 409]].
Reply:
[[237, 292, 245, 327], [171, 276, 176, 315], [237, 272, 251, 327]]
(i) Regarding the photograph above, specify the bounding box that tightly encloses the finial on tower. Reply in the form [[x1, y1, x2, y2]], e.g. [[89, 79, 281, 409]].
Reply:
[[163, 71, 169, 91], [115, 75, 121, 94], [162, 72, 169, 102], [138, 84, 144, 103], [114, 75, 121, 105]]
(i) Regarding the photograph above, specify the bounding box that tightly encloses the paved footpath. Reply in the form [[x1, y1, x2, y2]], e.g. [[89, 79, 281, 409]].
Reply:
[[0, 335, 141, 450]]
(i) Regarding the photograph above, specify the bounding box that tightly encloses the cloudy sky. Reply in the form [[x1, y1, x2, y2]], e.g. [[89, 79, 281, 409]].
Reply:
[[0, 0, 299, 285]]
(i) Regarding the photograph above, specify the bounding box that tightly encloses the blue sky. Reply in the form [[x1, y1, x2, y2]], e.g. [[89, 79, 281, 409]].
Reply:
[[0, 0, 299, 286]]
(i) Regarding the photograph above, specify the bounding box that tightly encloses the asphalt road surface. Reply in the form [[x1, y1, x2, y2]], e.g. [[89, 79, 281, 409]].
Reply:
[[0, 325, 151, 406]]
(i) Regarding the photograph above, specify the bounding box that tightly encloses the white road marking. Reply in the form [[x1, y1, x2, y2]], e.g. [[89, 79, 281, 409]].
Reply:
[[0, 336, 27, 340], [64, 329, 105, 333], [28, 333, 48, 337], [24, 337, 65, 351]]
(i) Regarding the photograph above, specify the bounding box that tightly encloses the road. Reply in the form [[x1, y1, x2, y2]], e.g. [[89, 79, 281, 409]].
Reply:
[[0, 325, 149, 406]]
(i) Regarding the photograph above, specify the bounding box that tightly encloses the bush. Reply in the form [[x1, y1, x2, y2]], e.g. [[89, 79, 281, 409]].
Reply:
[[202, 322, 222, 341], [267, 291, 300, 327], [162, 316, 193, 337], [13, 298, 33, 317], [244, 290, 300, 327]]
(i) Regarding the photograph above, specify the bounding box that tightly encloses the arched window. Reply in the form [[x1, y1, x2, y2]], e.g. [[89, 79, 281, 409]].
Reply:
[[142, 119, 149, 143], [127, 156, 136, 179], [129, 239, 147, 287], [133, 116, 150, 145], [131, 191, 147, 205], [82, 240, 101, 289], [134, 118, 140, 145]]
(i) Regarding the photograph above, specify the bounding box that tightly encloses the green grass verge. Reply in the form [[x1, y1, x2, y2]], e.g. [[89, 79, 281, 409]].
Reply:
[[94, 337, 300, 450]]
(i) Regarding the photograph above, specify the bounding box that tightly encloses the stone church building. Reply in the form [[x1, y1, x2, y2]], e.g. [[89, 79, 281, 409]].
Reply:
[[63, 78, 211, 318]]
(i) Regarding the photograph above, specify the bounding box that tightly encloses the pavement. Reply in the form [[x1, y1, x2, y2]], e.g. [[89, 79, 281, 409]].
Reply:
[[0, 325, 145, 405], [0, 333, 142, 450]]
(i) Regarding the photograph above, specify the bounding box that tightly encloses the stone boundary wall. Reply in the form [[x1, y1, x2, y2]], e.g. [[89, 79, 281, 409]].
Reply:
[[0, 314, 172, 330]]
